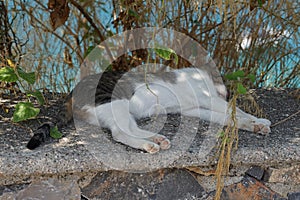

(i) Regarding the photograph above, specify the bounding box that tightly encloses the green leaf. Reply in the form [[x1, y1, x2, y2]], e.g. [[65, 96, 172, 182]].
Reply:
[[0, 67, 18, 82], [247, 74, 256, 83], [154, 48, 172, 60], [154, 47, 179, 65], [13, 102, 40, 122], [225, 70, 245, 80], [237, 83, 247, 94], [84, 45, 95, 58], [27, 90, 45, 105], [50, 126, 63, 139], [17, 68, 36, 84]]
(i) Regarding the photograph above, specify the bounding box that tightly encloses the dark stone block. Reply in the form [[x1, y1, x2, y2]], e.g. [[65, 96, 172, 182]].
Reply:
[[288, 192, 300, 200], [245, 166, 265, 180], [156, 169, 205, 200], [82, 169, 206, 200]]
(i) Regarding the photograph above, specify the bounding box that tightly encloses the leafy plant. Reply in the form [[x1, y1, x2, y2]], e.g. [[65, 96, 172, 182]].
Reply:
[[0, 67, 18, 82], [0, 60, 44, 122], [225, 70, 256, 94], [154, 46, 179, 65], [1, 60, 63, 139]]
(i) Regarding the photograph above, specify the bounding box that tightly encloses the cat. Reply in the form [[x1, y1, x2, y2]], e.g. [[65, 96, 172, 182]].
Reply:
[[27, 68, 271, 153]]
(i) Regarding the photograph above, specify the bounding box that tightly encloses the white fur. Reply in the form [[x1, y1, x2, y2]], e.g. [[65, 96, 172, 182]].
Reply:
[[84, 68, 271, 153]]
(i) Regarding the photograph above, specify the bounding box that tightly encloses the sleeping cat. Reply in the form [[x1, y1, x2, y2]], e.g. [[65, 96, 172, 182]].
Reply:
[[27, 67, 271, 153]]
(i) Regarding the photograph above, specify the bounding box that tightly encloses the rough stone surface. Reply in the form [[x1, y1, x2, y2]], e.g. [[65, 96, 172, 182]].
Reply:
[[0, 88, 299, 199], [266, 183, 300, 198], [288, 192, 300, 200], [82, 169, 206, 200], [215, 176, 286, 200], [268, 165, 300, 184], [0, 178, 81, 200]]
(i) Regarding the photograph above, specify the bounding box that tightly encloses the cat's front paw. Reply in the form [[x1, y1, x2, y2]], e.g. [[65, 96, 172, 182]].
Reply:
[[253, 118, 271, 135]]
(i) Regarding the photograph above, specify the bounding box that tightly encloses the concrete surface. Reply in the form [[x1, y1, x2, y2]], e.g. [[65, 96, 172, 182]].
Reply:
[[0, 88, 299, 199]]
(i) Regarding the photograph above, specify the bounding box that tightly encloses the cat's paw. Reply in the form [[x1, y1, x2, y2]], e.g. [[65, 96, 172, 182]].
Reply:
[[143, 143, 160, 154], [152, 135, 171, 150], [253, 118, 271, 135]]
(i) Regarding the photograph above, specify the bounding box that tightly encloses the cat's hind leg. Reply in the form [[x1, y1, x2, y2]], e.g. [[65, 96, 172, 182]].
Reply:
[[182, 107, 271, 135], [193, 96, 271, 134]]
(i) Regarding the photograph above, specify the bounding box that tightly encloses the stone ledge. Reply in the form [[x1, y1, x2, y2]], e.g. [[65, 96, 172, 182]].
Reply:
[[1, 117, 299, 186], [0, 88, 299, 199]]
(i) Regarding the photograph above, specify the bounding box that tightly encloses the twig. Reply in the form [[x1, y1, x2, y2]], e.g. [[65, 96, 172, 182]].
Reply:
[[271, 109, 300, 127], [69, 0, 114, 63], [186, 166, 216, 176], [20, 2, 84, 63]]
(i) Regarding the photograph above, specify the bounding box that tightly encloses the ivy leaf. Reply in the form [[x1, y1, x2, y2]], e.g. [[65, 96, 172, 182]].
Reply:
[[13, 102, 40, 122], [247, 74, 256, 83], [225, 70, 245, 80], [0, 66, 36, 84], [27, 90, 45, 105], [154, 47, 178, 65], [17, 68, 36, 84], [84, 45, 95, 58], [237, 83, 247, 94], [0, 67, 18, 82], [50, 126, 63, 139]]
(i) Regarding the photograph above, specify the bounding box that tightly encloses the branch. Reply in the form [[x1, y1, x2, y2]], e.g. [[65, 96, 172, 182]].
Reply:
[[271, 109, 300, 127], [68, 0, 114, 63], [20, 1, 84, 63]]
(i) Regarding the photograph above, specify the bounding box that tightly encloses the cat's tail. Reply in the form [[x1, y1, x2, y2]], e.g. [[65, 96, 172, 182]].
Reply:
[[26, 93, 74, 150], [26, 124, 51, 150]]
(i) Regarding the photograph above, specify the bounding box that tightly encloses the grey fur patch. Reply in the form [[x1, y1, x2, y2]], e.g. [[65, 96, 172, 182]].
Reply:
[[72, 70, 177, 108]]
